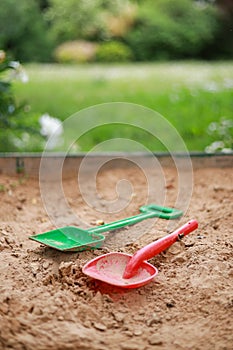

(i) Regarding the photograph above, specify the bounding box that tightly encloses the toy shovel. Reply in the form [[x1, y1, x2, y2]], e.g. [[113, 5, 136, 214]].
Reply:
[[29, 204, 182, 252], [82, 219, 198, 288]]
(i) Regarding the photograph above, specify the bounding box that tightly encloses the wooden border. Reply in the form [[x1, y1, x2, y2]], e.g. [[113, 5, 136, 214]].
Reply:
[[0, 153, 232, 178]]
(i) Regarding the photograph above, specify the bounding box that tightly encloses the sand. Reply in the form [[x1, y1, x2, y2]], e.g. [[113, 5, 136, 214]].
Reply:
[[0, 166, 232, 350]]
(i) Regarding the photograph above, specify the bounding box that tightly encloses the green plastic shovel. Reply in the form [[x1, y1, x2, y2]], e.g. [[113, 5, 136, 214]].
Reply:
[[29, 204, 182, 252]]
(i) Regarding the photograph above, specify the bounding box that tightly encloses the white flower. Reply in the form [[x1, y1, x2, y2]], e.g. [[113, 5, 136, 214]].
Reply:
[[207, 122, 218, 133], [221, 148, 233, 154], [18, 70, 29, 83], [9, 61, 21, 69], [39, 113, 63, 149], [12, 132, 30, 148], [39, 113, 63, 137], [205, 141, 225, 153], [9, 61, 29, 83], [223, 78, 233, 89], [203, 82, 219, 93]]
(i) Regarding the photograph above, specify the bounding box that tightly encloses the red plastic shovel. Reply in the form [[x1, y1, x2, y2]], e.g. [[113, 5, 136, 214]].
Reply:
[[82, 219, 198, 288]]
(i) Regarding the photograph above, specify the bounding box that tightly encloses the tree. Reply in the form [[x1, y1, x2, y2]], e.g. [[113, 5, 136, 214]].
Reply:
[[46, 0, 133, 43], [126, 0, 219, 60], [215, 0, 233, 57], [0, 0, 52, 62]]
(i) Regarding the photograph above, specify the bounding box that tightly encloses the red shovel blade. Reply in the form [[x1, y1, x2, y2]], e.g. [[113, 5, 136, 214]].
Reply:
[[82, 252, 157, 288], [82, 220, 198, 289]]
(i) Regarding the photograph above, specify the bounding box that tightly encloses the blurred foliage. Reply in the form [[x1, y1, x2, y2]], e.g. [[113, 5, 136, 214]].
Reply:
[[14, 62, 233, 152], [46, 0, 106, 43], [208, 0, 233, 58], [54, 40, 133, 63], [54, 41, 98, 63], [96, 42, 133, 62], [46, 0, 131, 43], [0, 0, 53, 62], [0, 0, 232, 62], [126, 0, 219, 60], [0, 52, 41, 151], [100, 2, 137, 38], [205, 118, 233, 153]]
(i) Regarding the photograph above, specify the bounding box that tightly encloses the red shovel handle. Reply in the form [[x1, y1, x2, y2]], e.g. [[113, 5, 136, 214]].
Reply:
[[123, 219, 198, 279]]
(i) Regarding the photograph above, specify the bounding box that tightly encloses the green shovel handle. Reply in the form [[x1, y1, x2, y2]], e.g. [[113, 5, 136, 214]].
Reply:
[[139, 204, 182, 219], [88, 204, 183, 234]]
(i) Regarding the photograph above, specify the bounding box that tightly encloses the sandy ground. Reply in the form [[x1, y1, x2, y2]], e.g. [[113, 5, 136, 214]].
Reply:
[[0, 166, 232, 350]]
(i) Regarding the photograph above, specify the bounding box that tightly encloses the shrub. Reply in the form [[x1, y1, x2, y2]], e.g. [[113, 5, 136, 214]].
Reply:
[[95, 41, 133, 62], [0, 0, 52, 62], [126, 0, 219, 60], [105, 3, 137, 38], [0, 51, 41, 151], [54, 41, 98, 63], [47, 0, 130, 43]]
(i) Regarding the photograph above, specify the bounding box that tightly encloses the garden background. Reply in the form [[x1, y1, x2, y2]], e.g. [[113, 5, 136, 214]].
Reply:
[[0, 0, 232, 153]]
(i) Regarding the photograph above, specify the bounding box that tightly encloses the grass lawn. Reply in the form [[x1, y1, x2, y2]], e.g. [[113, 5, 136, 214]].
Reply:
[[13, 61, 233, 152]]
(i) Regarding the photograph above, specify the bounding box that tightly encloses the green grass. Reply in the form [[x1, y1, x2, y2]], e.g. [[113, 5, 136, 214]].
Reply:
[[13, 61, 233, 152]]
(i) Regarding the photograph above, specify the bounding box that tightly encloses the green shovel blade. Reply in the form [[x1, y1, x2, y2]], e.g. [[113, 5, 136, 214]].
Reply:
[[29, 204, 183, 251], [29, 226, 105, 252]]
